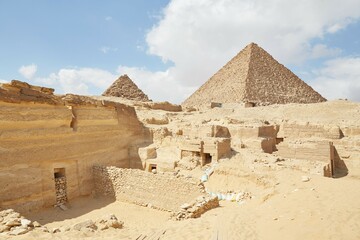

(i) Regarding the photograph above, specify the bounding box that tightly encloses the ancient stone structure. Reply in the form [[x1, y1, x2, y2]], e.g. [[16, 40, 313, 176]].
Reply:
[[93, 166, 209, 213], [179, 138, 231, 165], [172, 195, 219, 220], [0, 80, 147, 212], [0, 78, 359, 229], [182, 43, 326, 109], [102, 74, 150, 101]]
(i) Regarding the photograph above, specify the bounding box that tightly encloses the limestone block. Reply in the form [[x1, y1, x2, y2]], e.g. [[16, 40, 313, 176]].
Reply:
[[138, 146, 157, 161]]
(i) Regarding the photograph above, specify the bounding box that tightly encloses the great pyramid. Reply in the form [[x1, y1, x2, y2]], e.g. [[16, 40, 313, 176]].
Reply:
[[182, 43, 326, 108], [103, 74, 150, 101]]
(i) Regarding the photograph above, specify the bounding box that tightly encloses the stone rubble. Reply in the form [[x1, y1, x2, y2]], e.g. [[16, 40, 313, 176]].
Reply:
[[206, 190, 252, 203], [70, 215, 123, 232], [55, 176, 68, 206], [0, 209, 42, 236], [172, 195, 219, 220], [0, 210, 124, 237]]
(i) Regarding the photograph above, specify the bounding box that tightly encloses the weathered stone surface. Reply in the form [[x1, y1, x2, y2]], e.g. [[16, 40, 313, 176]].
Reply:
[[142, 101, 182, 112], [9, 227, 29, 235], [72, 220, 97, 231], [182, 43, 326, 109], [0, 225, 10, 233], [32, 221, 41, 227], [5, 219, 21, 227], [96, 214, 123, 230], [93, 166, 206, 212], [20, 219, 31, 228], [0, 87, 147, 212], [0, 80, 61, 105], [172, 195, 219, 220], [0, 209, 38, 235]]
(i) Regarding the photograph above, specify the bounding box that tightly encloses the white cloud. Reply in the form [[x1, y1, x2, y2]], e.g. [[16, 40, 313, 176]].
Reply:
[[117, 66, 197, 103], [326, 18, 354, 33], [19, 64, 37, 79], [100, 46, 118, 54], [37, 68, 117, 95], [312, 57, 360, 101], [142, 0, 360, 102], [105, 16, 112, 21], [310, 44, 342, 59], [28, 1, 360, 103], [0, 79, 8, 83]]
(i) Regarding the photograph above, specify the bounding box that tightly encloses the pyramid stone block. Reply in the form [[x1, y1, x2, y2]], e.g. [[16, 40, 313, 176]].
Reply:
[[103, 74, 150, 102], [182, 43, 326, 109]]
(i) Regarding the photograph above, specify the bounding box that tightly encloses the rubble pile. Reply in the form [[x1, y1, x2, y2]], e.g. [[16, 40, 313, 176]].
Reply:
[[67, 214, 123, 232], [55, 176, 68, 206], [172, 195, 219, 220], [0, 209, 42, 236]]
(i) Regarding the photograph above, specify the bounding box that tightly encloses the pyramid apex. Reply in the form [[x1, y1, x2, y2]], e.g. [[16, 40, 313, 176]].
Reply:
[[246, 42, 259, 48], [119, 74, 129, 79]]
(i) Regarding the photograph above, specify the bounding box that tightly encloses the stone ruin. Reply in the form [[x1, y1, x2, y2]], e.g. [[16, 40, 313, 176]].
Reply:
[[0, 42, 359, 237]]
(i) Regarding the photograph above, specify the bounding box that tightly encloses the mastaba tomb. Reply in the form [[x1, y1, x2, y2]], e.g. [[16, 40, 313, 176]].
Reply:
[[182, 43, 326, 109]]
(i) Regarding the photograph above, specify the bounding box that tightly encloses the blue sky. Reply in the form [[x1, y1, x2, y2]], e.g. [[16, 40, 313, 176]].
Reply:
[[1, 0, 360, 103], [0, 0, 170, 77]]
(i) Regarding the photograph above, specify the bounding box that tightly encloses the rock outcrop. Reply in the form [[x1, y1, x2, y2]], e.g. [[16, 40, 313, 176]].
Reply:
[[0, 81, 148, 212], [182, 43, 326, 109], [102, 74, 150, 102]]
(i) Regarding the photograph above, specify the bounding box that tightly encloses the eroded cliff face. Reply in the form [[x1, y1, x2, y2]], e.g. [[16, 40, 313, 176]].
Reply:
[[0, 81, 148, 212]]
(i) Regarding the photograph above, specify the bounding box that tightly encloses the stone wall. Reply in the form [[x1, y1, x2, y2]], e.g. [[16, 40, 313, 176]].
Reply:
[[93, 166, 206, 212], [182, 125, 230, 139], [279, 123, 341, 139], [0, 81, 147, 212], [276, 140, 331, 163]]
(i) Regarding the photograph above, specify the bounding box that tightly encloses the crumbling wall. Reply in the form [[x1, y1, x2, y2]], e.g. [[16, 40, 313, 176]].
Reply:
[[0, 81, 147, 212], [280, 123, 341, 139], [227, 125, 277, 153], [182, 125, 230, 139], [276, 140, 331, 163], [93, 166, 206, 212]]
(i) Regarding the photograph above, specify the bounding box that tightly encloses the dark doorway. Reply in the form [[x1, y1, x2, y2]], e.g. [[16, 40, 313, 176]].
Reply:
[[204, 153, 212, 165], [149, 164, 157, 172]]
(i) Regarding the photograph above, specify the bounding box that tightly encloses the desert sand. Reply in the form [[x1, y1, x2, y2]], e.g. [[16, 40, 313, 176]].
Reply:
[[7, 148, 360, 240]]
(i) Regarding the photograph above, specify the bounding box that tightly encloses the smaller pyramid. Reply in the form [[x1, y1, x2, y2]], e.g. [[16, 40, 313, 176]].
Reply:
[[103, 74, 150, 101]]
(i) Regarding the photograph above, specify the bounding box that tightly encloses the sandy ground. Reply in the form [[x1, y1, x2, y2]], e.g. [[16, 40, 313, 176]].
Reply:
[[6, 152, 360, 240]]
